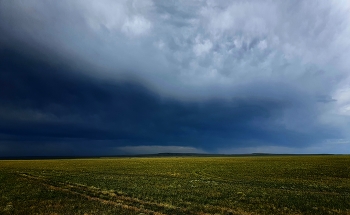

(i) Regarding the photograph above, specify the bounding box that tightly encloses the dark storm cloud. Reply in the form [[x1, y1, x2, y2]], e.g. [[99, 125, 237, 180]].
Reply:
[[0, 49, 339, 156]]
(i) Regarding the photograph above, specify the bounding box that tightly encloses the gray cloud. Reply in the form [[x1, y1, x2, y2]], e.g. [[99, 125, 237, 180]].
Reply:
[[2, 1, 349, 97], [1, 0, 350, 155]]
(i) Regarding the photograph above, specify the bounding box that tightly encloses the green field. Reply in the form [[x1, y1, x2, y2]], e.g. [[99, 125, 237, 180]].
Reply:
[[0, 156, 349, 215]]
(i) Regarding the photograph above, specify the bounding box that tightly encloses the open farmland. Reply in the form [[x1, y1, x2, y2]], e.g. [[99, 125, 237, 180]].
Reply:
[[0, 156, 350, 215]]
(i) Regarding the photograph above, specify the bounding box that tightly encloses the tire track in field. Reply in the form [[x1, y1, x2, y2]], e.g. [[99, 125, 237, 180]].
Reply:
[[19, 173, 250, 215], [18, 173, 172, 215], [19, 173, 235, 215]]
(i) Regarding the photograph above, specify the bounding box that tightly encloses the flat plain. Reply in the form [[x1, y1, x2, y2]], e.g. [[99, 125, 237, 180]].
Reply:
[[0, 155, 349, 215]]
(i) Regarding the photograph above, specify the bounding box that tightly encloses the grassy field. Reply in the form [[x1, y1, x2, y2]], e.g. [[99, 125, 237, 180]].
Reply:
[[0, 156, 349, 215]]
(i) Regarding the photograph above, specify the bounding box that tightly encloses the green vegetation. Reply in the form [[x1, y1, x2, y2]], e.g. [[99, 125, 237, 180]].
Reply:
[[1, 156, 349, 214]]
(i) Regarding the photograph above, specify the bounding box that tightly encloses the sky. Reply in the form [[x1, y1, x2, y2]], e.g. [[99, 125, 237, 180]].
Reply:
[[1, 0, 350, 156]]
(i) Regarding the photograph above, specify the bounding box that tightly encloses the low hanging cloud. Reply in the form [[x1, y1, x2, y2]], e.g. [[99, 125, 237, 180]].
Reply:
[[218, 139, 350, 155], [115, 145, 206, 155], [1, 1, 350, 156]]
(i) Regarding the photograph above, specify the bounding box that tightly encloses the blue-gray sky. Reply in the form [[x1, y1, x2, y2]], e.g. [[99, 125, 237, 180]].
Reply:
[[1, 0, 350, 156]]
